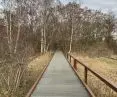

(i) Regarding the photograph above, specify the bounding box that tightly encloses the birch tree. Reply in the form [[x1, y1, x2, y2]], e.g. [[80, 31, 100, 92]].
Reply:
[[40, 0, 55, 53], [14, 0, 23, 54], [2, 0, 16, 57]]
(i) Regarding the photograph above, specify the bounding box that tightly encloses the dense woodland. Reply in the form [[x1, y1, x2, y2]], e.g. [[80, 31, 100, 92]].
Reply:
[[0, 0, 117, 56], [0, 0, 117, 97]]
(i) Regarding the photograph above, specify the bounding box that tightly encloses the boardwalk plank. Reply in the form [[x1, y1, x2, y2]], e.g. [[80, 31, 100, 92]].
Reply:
[[31, 51, 90, 97]]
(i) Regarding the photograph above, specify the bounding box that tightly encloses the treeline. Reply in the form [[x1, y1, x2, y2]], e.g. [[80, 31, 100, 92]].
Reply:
[[2, 0, 117, 56], [0, 0, 116, 58]]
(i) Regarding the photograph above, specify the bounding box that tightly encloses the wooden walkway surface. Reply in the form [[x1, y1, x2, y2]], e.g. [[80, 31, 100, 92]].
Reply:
[[31, 51, 90, 97]]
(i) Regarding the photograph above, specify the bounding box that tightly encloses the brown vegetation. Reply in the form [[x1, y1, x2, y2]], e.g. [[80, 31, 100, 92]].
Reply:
[[72, 53, 117, 97], [0, 52, 52, 97]]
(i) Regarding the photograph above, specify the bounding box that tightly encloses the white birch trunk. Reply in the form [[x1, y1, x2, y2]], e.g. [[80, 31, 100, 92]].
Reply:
[[9, 12, 12, 53], [69, 23, 74, 53], [41, 28, 44, 53], [6, 19, 11, 53], [43, 25, 46, 53], [14, 23, 21, 54], [5, 13, 12, 57]]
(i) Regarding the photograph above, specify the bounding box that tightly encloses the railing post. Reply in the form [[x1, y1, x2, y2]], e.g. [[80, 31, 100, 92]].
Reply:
[[70, 56, 71, 63], [73, 59, 77, 70], [67, 53, 68, 59], [84, 67, 88, 84]]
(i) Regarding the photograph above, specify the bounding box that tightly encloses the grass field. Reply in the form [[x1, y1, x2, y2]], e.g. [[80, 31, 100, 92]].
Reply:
[[72, 53, 117, 97], [0, 52, 53, 97], [24, 52, 53, 97]]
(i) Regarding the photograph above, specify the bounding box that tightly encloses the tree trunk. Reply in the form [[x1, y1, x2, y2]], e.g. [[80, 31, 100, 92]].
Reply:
[[6, 13, 12, 57], [9, 12, 12, 54], [14, 23, 21, 54], [41, 28, 44, 53], [6, 20, 11, 53], [43, 25, 46, 53], [69, 23, 74, 53]]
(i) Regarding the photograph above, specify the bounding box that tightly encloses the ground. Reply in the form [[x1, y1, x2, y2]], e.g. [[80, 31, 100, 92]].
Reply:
[[76, 56, 117, 83], [17, 52, 53, 97], [72, 53, 117, 97]]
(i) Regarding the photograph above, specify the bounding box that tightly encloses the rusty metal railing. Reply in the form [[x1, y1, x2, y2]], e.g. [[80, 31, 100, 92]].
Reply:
[[67, 53, 117, 96]]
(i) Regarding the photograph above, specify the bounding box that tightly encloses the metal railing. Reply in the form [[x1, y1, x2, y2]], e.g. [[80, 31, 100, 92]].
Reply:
[[67, 53, 117, 93]]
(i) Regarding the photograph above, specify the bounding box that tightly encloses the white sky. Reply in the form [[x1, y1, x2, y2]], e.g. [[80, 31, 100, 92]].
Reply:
[[0, 0, 117, 16], [60, 0, 117, 16], [0, 0, 2, 8]]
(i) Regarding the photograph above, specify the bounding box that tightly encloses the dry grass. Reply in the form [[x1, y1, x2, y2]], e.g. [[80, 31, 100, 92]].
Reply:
[[23, 52, 53, 97], [28, 52, 52, 72], [72, 53, 117, 97], [0, 52, 53, 97]]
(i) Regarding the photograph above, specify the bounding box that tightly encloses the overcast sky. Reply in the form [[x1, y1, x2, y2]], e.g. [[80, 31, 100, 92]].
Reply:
[[61, 0, 117, 16], [0, 0, 117, 16]]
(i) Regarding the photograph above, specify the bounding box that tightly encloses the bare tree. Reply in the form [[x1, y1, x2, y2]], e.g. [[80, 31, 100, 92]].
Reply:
[[2, 0, 16, 56]]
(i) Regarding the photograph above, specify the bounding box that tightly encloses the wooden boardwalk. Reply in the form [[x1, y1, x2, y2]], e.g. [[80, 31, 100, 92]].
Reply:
[[31, 51, 90, 97]]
